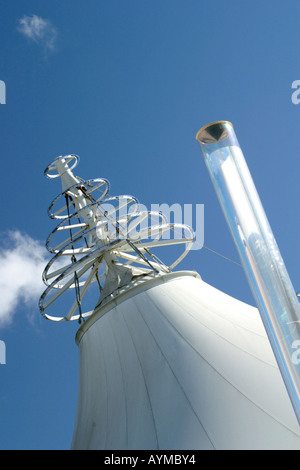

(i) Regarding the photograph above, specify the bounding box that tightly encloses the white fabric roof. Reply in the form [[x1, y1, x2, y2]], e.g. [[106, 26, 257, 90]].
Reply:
[[71, 272, 300, 450]]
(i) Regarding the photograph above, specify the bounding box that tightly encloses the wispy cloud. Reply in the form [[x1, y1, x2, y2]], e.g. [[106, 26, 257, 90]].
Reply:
[[17, 14, 57, 53], [0, 231, 50, 327]]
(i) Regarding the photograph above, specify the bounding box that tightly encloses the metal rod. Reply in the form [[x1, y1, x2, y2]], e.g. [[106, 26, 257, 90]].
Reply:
[[196, 121, 300, 424]]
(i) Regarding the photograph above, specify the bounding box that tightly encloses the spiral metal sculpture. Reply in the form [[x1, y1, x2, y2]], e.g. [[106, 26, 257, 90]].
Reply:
[[39, 155, 195, 322]]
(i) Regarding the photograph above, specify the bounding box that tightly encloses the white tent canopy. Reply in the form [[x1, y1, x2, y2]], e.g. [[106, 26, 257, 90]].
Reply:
[[71, 272, 300, 450]]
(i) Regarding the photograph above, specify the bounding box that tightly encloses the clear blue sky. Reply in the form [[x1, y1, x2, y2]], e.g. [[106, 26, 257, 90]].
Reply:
[[0, 0, 299, 449]]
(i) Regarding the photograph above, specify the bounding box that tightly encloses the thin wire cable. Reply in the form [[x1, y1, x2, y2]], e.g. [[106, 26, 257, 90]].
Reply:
[[192, 237, 242, 268], [126, 239, 160, 273], [203, 245, 243, 267], [65, 194, 84, 323]]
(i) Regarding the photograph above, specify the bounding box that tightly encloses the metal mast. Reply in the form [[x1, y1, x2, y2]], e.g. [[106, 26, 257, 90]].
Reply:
[[40, 154, 194, 322]]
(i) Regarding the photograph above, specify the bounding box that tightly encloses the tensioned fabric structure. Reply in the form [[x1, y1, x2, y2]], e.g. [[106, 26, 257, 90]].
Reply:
[[40, 154, 300, 450]]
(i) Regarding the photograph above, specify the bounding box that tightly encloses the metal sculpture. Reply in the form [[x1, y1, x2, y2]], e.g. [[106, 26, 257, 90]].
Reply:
[[39, 155, 194, 322]]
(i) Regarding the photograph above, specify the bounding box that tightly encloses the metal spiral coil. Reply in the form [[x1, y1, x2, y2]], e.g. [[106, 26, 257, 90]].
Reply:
[[39, 155, 195, 322]]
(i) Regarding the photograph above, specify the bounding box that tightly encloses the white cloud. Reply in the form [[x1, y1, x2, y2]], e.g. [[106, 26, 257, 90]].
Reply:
[[17, 14, 57, 53], [0, 231, 50, 327]]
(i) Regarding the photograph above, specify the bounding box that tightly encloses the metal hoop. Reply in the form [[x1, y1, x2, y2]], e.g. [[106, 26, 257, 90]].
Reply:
[[44, 155, 80, 179], [47, 178, 110, 219]]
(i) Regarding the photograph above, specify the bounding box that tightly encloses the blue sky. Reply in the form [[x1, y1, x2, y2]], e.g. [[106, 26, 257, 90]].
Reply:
[[0, 1, 299, 449]]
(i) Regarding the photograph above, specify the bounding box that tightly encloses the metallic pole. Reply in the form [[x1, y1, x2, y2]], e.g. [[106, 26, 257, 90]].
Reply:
[[196, 121, 300, 424]]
